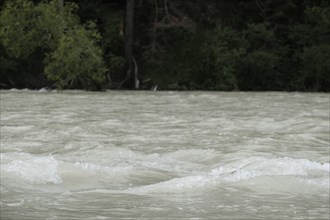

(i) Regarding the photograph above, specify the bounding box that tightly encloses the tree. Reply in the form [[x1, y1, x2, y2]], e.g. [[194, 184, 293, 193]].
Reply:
[[0, 0, 107, 90], [44, 22, 107, 89], [239, 23, 281, 90], [201, 27, 246, 90], [1, 0, 329, 91], [124, 0, 138, 89], [297, 3, 330, 91]]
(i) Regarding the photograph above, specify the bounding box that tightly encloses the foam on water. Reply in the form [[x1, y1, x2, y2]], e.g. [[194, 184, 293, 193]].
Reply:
[[1, 91, 329, 219], [122, 156, 329, 195], [211, 156, 330, 194], [62, 150, 329, 196], [211, 156, 329, 180], [1, 149, 328, 193], [6, 88, 56, 93], [1, 153, 62, 184]]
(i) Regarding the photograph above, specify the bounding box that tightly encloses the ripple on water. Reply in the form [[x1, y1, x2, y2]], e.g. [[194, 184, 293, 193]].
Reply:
[[0, 91, 329, 219]]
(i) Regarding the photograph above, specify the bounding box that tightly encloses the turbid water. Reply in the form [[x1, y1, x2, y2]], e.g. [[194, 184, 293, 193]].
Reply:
[[0, 90, 329, 219]]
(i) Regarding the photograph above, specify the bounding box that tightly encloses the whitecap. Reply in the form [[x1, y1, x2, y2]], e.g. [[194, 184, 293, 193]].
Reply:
[[2, 154, 62, 184], [124, 175, 212, 194], [38, 88, 49, 92], [211, 157, 330, 187]]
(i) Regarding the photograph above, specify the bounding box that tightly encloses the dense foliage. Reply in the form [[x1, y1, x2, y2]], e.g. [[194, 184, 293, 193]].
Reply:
[[0, 0, 329, 91], [0, 0, 106, 90]]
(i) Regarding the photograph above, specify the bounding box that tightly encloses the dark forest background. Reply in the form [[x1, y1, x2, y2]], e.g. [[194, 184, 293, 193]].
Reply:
[[0, 0, 329, 91]]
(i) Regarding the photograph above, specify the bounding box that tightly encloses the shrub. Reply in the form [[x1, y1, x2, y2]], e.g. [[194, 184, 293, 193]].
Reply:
[[202, 27, 246, 90]]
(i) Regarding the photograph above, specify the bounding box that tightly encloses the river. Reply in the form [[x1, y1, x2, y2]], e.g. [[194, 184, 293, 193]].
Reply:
[[0, 90, 329, 219]]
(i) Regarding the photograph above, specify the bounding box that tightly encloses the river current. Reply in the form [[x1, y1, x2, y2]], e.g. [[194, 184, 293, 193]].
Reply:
[[0, 90, 329, 219]]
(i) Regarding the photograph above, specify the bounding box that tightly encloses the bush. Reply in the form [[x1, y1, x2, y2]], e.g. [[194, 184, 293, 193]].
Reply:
[[202, 27, 246, 90], [240, 50, 280, 90], [299, 44, 330, 91], [239, 23, 282, 90]]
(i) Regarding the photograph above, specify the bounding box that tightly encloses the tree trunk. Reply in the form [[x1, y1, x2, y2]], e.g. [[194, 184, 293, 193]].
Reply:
[[58, 0, 64, 10], [125, 0, 139, 89]]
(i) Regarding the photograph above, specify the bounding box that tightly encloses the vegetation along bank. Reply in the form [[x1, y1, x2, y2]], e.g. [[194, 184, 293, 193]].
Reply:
[[0, 0, 329, 91]]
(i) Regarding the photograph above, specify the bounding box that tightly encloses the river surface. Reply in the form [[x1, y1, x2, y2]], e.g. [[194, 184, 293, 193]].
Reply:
[[0, 90, 329, 219]]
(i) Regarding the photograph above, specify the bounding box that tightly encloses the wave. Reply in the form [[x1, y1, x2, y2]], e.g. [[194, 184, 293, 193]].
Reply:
[[1, 153, 62, 184], [121, 156, 329, 195], [211, 156, 329, 180], [1, 151, 329, 195]]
